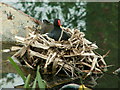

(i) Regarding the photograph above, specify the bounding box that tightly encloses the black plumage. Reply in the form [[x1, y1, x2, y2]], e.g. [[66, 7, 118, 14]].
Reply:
[[47, 19, 70, 41]]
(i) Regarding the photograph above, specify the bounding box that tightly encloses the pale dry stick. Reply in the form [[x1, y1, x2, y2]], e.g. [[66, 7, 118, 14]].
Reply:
[[93, 50, 102, 56], [99, 56, 107, 66], [83, 38, 92, 45], [54, 63, 65, 76], [68, 33, 78, 47], [10, 46, 22, 51], [53, 43, 69, 48], [60, 58, 83, 75], [21, 33, 37, 48], [63, 54, 79, 57], [46, 52, 57, 67], [79, 61, 102, 72], [96, 60, 100, 67], [13, 46, 28, 58], [24, 60, 34, 69], [44, 52, 52, 69], [52, 58, 59, 74], [82, 37, 93, 52], [72, 40, 80, 45], [73, 71, 78, 77], [61, 27, 73, 34], [29, 50, 34, 61], [15, 36, 34, 45], [38, 34, 50, 45], [44, 51, 53, 73], [42, 35, 68, 48], [80, 57, 86, 62], [58, 61, 82, 75], [90, 43, 98, 50], [15, 36, 25, 43], [68, 39, 73, 47], [81, 52, 95, 56], [103, 50, 110, 58], [85, 56, 98, 78], [71, 66, 74, 77], [63, 65, 74, 77], [23, 58, 34, 69], [29, 32, 36, 38], [72, 57, 76, 77], [75, 41, 80, 49], [81, 70, 102, 74], [79, 31, 85, 38], [88, 76, 98, 87], [25, 26, 34, 32], [31, 41, 49, 50], [100, 65, 114, 69], [81, 39, 85, 54], [69, 36, 77, 43], [94, 50, 108, 67], [42, 34, 55, 42], [58, 29, 64, 41], [72, 48, 79, 55], [63, 68, 71, 77], [87, 56, 93, 62], [64, 66, 78, 77], [32, 58, 39, 66], [29, 50, 47, 60], [15, 35, 25, 41]]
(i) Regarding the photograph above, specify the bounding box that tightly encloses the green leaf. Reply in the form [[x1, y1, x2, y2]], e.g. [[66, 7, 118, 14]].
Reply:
[[32, 77, 37, 88], [8, 57, 26, 82], [36, 66, 45, 89], [24, 74, 31, 88]]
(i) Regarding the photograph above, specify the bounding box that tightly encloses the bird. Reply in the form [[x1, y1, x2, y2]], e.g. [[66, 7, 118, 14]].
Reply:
[[40, 19, 54, 34], [47, 19, 70, 41]]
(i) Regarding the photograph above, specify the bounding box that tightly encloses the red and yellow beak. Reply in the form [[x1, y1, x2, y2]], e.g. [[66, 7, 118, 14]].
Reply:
[[60, 25, 62, 28]]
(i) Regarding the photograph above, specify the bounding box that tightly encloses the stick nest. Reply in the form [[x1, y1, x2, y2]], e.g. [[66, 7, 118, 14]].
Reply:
[[13, 26, 108, 78]]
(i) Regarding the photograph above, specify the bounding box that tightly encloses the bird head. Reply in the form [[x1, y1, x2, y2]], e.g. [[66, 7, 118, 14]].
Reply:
[[43, 19, 51, 24], [54, 19, 62, 27]]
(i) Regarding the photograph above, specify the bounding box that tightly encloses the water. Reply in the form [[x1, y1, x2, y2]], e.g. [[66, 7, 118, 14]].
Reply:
[[0, 73, 24, 89], [1, 1, 119, 89]]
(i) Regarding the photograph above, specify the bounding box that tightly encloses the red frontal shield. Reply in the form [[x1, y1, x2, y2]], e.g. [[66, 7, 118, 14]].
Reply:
[[58, 20, 61, 26]]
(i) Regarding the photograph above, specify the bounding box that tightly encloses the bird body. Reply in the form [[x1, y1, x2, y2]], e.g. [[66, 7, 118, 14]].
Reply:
[[40, 19, 54, 34], [47, 19, 70, 41]]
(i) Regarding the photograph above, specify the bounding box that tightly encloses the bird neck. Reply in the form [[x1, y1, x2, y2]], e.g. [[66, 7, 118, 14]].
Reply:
[[54, 25, 61, 30]]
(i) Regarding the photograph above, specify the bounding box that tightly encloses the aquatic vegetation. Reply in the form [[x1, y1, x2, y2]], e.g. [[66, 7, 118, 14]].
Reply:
[[8, 57, 46, 89]]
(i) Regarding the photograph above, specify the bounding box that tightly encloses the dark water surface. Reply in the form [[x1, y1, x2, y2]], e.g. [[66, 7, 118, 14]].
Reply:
[[1, 2, 119, 89]]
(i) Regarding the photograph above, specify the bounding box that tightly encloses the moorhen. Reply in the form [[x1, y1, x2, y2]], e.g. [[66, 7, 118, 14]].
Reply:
[[47, 19, 70, 41], [40, 19, 54, 34]]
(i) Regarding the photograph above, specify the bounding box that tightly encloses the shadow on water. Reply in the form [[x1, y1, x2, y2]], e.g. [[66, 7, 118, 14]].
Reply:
[[1, 2, 119, 89]]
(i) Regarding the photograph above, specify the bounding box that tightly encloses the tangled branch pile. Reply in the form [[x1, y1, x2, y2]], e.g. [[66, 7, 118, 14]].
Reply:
[[13, 27, 108, 78]]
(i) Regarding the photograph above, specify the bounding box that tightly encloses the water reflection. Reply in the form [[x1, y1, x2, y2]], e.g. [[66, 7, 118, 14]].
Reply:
[[0, 73, 24, 89]]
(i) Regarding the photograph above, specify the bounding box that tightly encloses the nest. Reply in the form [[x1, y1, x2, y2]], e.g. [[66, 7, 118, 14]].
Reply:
[[13, 26, 108, 78]]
